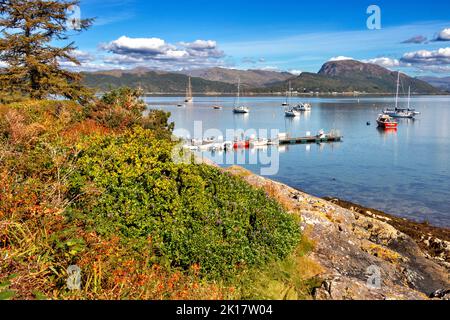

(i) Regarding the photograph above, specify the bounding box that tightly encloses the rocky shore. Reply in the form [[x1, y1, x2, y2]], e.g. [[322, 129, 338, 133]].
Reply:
[[222, 165, 450, 300]]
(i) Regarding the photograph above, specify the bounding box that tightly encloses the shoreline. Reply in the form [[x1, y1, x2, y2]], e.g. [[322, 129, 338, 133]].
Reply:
[[323, 197, 449, 264], [215, 163, 450, 299], [200, 157, 449, 266], [142, 93, 450, 98]]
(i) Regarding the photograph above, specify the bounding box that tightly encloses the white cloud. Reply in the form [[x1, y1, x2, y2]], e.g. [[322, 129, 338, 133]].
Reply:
[[100, 36, 226, 70], [102, 36, 170, 55], [401, 47, 450, 65], [180, 40, 217, 50], [260, 66, 279, 71], [363, 57, 400, 68], [288, 69, 302, 75], [71, 50, 95, 63], [435, 28, 450, 41], [328, 56, 354, 62]]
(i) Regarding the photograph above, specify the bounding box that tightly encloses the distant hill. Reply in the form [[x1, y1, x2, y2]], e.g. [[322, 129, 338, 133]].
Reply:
[[257, 60, 441, 94], [81, 69, 237, 93], [418, 76, 450, 92], [81, 61, 443, 95], [179, 67, 293, 87]]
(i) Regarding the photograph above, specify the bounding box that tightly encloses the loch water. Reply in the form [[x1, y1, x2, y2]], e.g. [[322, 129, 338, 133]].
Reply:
[[146, 96, 450, 227]]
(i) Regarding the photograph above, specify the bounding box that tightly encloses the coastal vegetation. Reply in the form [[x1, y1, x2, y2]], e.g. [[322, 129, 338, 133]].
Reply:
[[0, 0, 93, 102], [0, 90, 314, 299], [2, 1, 447, 302], [0, 1, 310, 300]]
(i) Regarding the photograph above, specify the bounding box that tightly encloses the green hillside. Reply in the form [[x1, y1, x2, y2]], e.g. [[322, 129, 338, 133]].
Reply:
[[81, 71, 237, 93], [257, 60, 441, 94]]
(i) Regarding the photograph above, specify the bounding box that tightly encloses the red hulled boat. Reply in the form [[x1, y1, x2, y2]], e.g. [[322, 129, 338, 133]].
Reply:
[[376, 114, 398, 129]]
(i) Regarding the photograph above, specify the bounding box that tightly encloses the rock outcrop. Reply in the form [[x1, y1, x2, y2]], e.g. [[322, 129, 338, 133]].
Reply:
[[224, 166, 450, 300]]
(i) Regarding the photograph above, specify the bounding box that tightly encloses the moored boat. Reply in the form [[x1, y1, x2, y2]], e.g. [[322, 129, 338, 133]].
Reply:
[[233, 106, 249, 113], [383, 76, 419, 119], [376, 114, 398, 129], [282, 81, 292, 107], [294, 103, 311, 112], [232, 78, 249, 114], [250, 138, 269, 147], [285, 108, 300, 117], [233, 139, 250, 149]]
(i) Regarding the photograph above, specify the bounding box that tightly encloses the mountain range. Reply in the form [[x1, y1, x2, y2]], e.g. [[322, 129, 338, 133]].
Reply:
[[256, 60, 440, 94], [179, 67, 293, 87], [81, 69, 237, 93], [418, 76, 450, 92], [81, 60, 444, 95]]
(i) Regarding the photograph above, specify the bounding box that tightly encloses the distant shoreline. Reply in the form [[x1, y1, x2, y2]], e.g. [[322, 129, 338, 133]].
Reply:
[[139, 93, 450, 97]]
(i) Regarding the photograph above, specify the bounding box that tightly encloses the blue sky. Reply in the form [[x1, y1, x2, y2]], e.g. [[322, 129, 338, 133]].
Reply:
[[70, 0, 450, 76]]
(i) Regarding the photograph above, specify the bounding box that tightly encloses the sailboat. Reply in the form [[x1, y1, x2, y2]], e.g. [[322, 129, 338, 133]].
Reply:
[[282, 81, 291, 106], [233, 78, 249, 114], [184, 77, 193, 103], [383, 73, 416, 119], [285, 108, 300, 117], [405, 87, 420, 116]]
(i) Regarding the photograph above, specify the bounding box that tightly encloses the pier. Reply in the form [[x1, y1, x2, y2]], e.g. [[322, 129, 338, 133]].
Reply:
[[278, 135, 343, 145]]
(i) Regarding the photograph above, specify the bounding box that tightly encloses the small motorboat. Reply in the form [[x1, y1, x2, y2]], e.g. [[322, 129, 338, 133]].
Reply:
[[177, 103, 185, 108], [233, 139, 250, 149], [223, 141, 233, 151], [376, 114, 398, 129], [212, 105, 223, 110], [250, 138, 269, 147], [285, 108, 300, 117], [294, 103, 311, 111], [233, 106, 249, 114]]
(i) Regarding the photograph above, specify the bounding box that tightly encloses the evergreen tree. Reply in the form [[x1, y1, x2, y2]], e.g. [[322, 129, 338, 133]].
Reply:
[[0, 0, 93, 100]]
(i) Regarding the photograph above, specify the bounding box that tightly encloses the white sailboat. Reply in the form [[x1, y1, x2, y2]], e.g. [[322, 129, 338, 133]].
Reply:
[[184, 76, 193, 103], [282, 81, 292, 106], [383, 72, 416, 119], [233, 78, 249, 114]]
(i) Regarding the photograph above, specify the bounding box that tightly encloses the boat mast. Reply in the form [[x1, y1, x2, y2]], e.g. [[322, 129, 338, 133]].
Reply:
[[186, 77, 192, 101], [395, 72, 400, 109], [237, 78, 241, 107], [189, 77, 192, 99], [407, 86, 411, 109], [288, 81, 291, 105]]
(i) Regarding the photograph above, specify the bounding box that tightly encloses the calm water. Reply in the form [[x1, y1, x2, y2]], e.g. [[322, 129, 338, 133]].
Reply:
[[145, 96, 450, 227]]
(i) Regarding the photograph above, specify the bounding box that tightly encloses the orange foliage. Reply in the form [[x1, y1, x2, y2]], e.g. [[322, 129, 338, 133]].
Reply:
[[61, 119, 111, 144]]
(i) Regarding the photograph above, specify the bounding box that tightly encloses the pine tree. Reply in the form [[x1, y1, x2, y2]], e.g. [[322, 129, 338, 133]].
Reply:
[[0, 0, 93, 101]]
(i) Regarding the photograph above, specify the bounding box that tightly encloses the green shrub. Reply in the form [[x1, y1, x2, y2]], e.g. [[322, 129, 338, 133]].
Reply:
[[68, 127, 300, 279]]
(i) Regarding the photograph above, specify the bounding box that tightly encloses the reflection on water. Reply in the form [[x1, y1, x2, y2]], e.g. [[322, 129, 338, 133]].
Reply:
[[146, 96, 450, 227]]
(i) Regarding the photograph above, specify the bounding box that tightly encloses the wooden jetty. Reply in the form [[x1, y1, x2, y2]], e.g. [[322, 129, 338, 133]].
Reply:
[[278, 135, 343, 145]]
